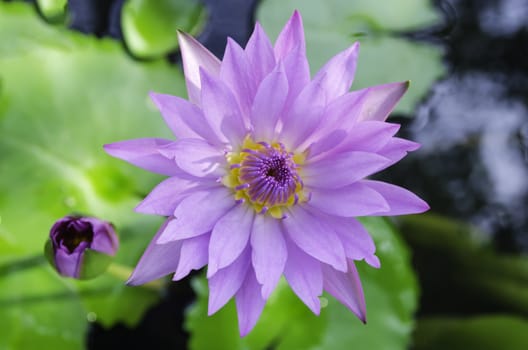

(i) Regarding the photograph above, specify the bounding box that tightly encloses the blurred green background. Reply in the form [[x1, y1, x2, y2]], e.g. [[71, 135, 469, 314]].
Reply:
[[1, 0, 527, 349]]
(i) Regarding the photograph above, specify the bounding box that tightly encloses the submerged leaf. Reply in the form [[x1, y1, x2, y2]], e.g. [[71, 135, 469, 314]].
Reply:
[[121, 0, 207, 59]]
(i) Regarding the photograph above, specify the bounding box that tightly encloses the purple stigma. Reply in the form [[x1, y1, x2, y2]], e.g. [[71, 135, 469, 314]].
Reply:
[[239, 144, 300, 206]]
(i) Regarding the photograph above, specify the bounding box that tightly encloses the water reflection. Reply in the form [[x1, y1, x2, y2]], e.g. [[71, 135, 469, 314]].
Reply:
[[409, 73, 528, 250], [385, 0, 528, 252], [479, 0, 528, 36]]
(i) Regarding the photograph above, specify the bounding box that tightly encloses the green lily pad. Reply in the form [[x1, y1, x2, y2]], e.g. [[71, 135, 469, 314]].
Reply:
[[186, 217, 418, 350], [36, 0, 67, 21], [0, 2, 186, 349], [257, 0, 445, 114], [121, 0, 207, 59]]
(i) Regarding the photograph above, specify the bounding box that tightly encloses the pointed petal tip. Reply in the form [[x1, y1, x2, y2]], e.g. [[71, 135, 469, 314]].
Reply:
[[206, 263, 218, 279], [365, 255, 381, 269], [291, 9, 302, 21], [176, 30, 193, 44], [102, 143, 115, 153], [417, 200, 431, 213], [311, 301, 322, 316], [148, 91, 162, 106], [239, 328, 250, 337], [125, 274, 141, 286], [207, 292, 223, 316]]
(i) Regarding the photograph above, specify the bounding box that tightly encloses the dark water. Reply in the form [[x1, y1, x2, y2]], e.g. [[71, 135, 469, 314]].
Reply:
[[388, 0, 528, 253], [24, 0, 527, 347]]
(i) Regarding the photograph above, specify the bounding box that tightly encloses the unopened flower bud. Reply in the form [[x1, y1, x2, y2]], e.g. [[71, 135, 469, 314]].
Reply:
[[45, 215, 118, 279]]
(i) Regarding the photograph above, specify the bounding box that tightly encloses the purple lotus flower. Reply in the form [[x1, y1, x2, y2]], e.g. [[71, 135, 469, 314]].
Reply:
[[104, 11, 428, 335], [45, 216, 118, 279]]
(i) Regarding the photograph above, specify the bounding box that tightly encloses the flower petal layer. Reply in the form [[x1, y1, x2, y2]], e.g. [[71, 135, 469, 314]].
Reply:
[[313, 42, 360, 99], [357, 81, 410, 122], [159, 138, 225, 178], [103, 138, 180, 176], [135, 177, 205, 216], [322, 260, 367, 322], [310, 182, 390, 217], [149, 92, 223, 144], [177, 31, 221, 105], [326, 215, 379, 267], [208, 248, 251, 315], [200, 69, 247, 145], [274, 10, 305, 60], [283, 237, 323, 314], [173, 233, 210, 281], [220, 39, 257, 119], [250, 63, 289, 141], [378, 137, 421, 166], [208, 205, 254, 277], [235, 267, 266, 336], [303, 151, 390, 189], [251, 215, 287, 299], [245, 22, 276, 85], [363, 180, 430, 216], [283, 207, 347, 271], [157, 187, 234, 243], [127, 219, 182, 285]]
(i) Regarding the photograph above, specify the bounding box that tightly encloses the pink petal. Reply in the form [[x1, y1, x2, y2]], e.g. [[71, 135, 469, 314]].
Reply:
[[322, 260, 367, 322], [251, 215, 287, 299], [128, 219, 182, 285], [300, 91, 366, 153], [378, 137, 420, 166], [159, 138, 225, 178], [274, 10, 305, 60], [325, 215, 379, 267], [207, 205, 254, 277], [339, 121, 400, 153], [309, 182, 390, 217], [356, 81, 410, 122], [283, 206, 347, 272], [235, 267, 266, 336], [200, 69, 247, 145], [362, 180, 430, 215], [173, 233, 210, 281], [220, 38, 257, 119], [149, 92, 223, 144], [208, 248, 251, 315], [313, 42, 360, 99], [245, 22, 276, 85], [250, 63, 289, 141], [306, 130, 348, 159], [303, 151, 390, 189], [283, 237, 323, 314], [282, 44, 311, 108], [280, 74, 327, 149], [135, 177, 206, 216], [103, 138, 180, 176], [157, 187, 234, 243], [177, 31, 221, 105]]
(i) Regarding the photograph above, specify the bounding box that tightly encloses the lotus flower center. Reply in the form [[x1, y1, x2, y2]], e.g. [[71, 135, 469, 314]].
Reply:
[[223, 138, 307, 218]]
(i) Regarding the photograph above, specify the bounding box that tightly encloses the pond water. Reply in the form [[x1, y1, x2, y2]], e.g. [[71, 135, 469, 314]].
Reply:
[[386, 0, 528, 253]]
